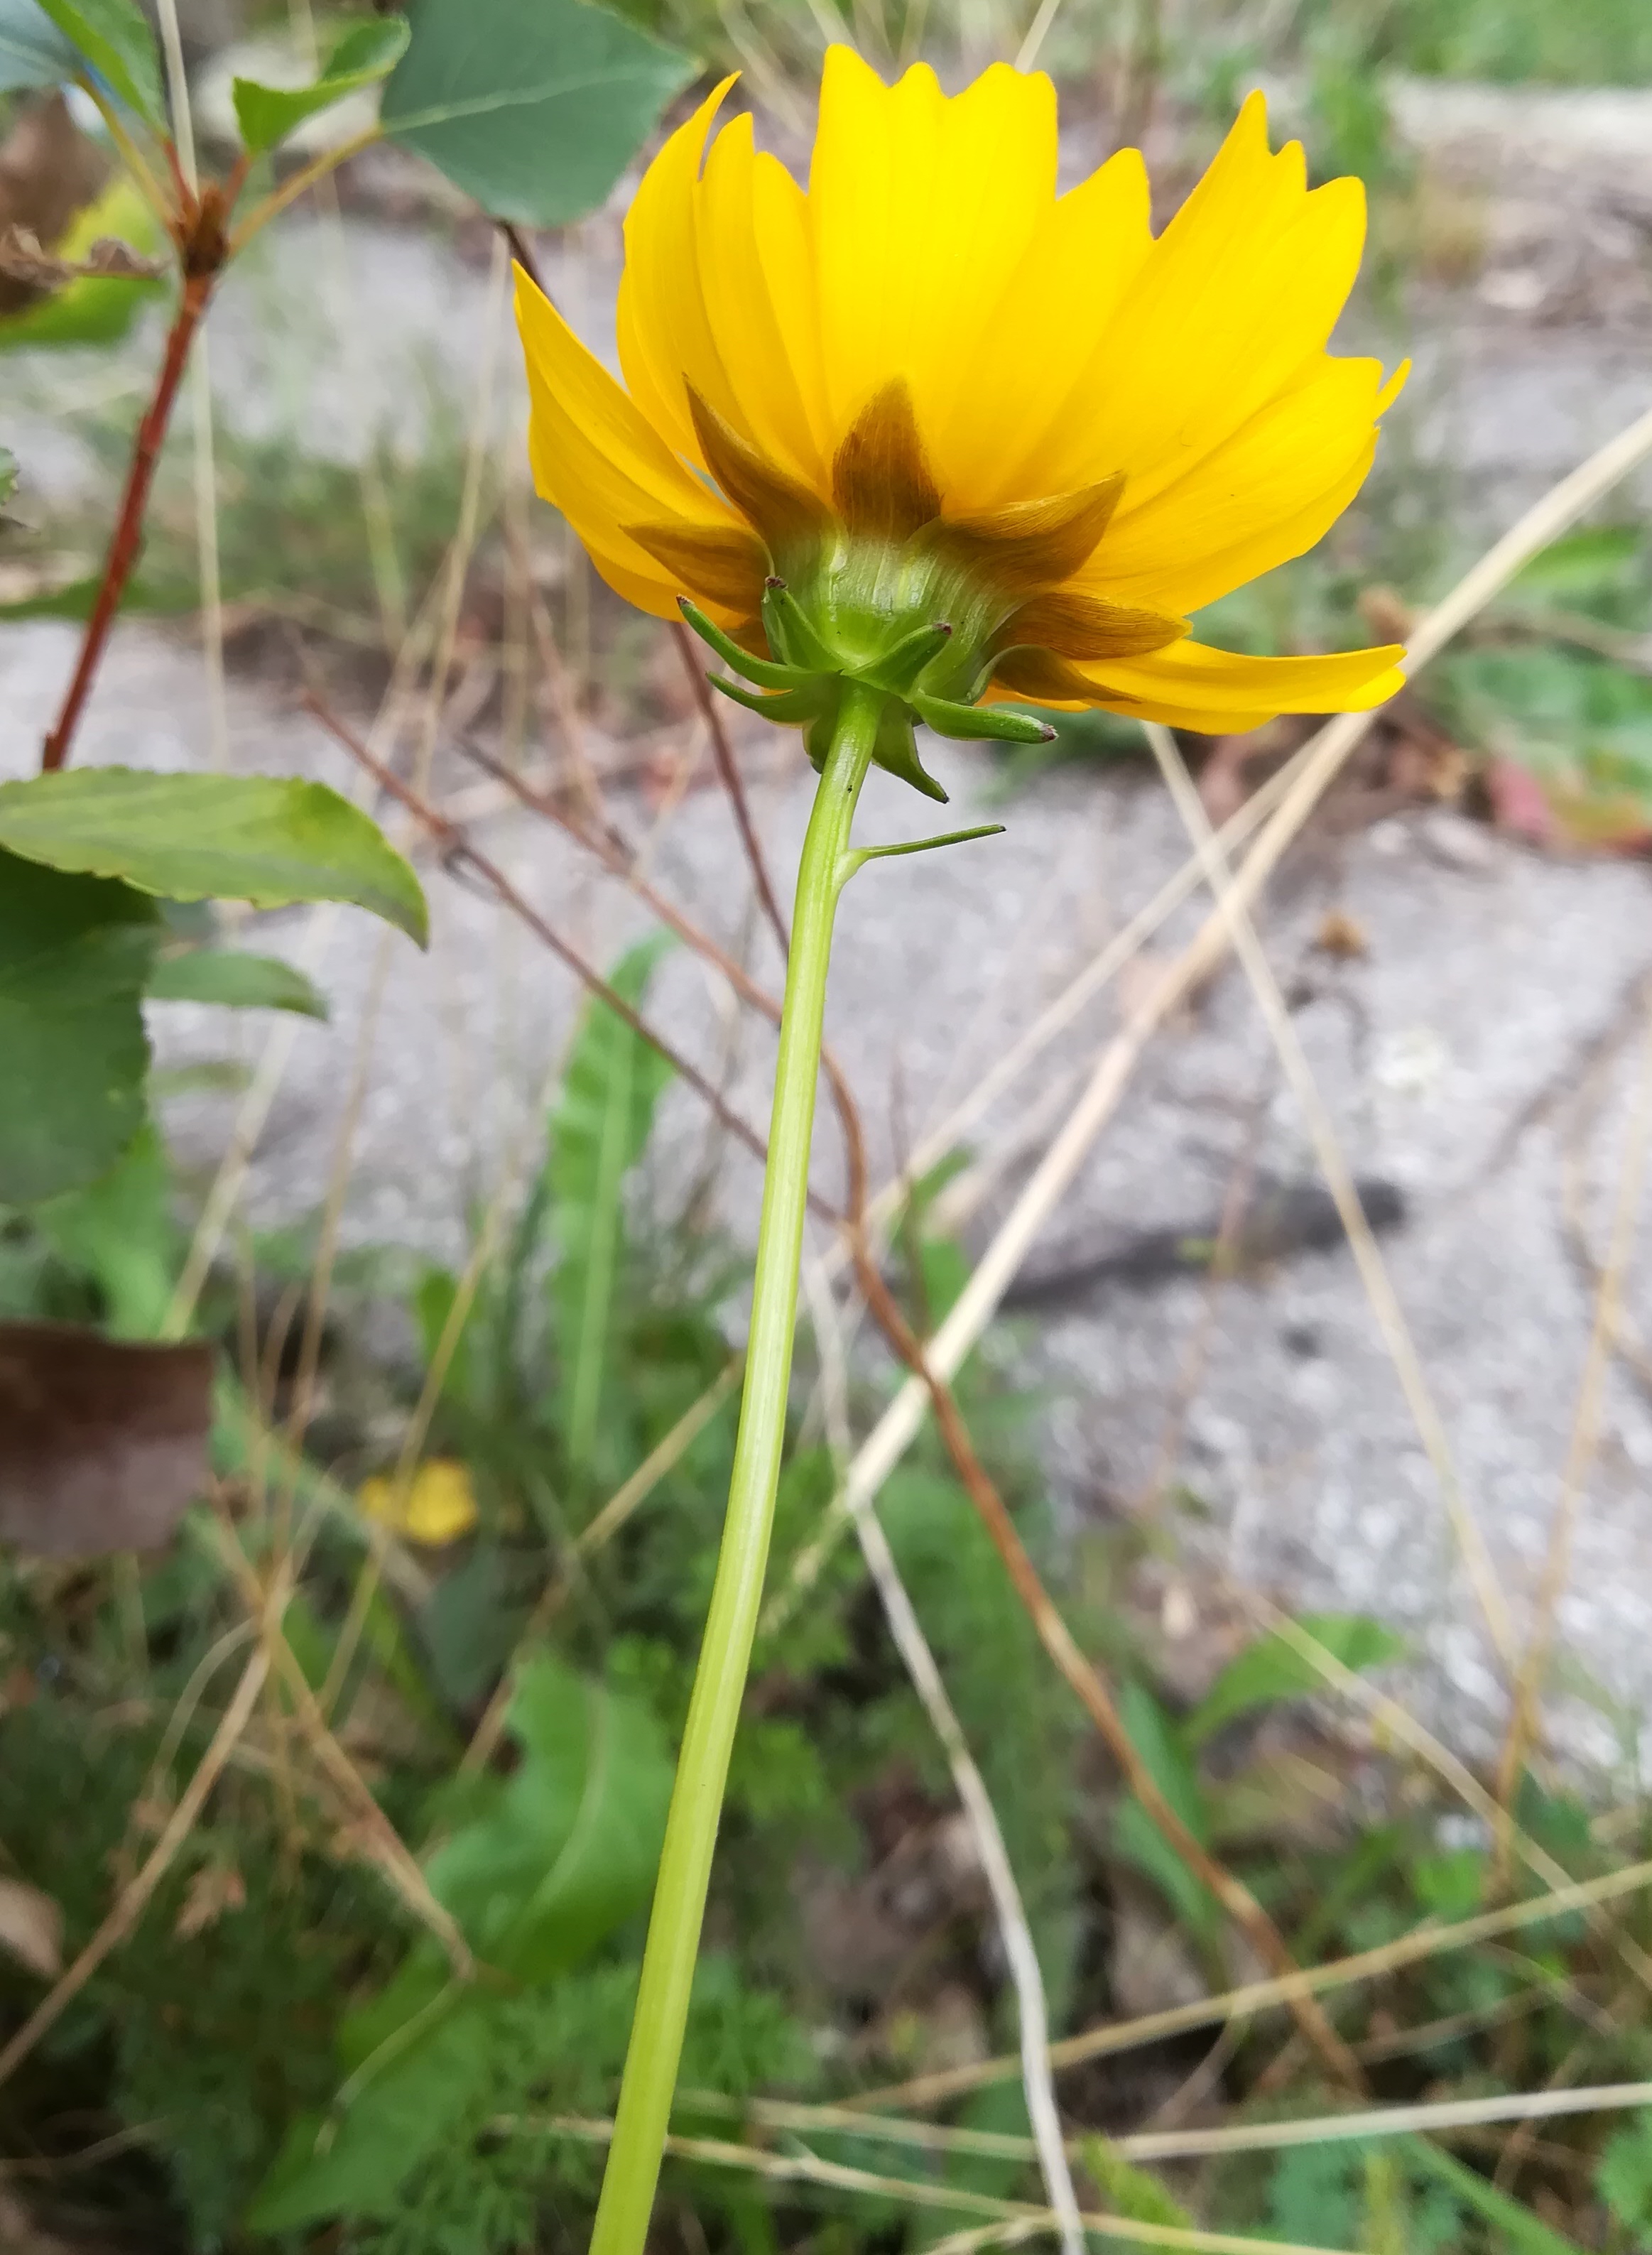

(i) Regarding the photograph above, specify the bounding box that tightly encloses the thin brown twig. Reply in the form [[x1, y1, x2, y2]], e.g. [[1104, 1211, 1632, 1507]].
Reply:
[[304, 692, 840, 1222], [41, 268, 213, 768], [672, 619, 793, 955], [499, 222, 543, 291]]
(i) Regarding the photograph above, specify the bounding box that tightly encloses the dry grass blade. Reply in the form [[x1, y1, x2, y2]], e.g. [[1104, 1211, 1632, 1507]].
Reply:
[[803, 1259, 1086, 2255], [1496, 989, 1652, 1827], [1252, 1600, 1652, 1992], [1142, 719, 1518, 1666], [521, 2115, 1354, 2255], [854, 1849, 1652, 2110], [675, 2070, 1652, 2166], [768, 393, 1652, 1626], [0, 1642, 269, 2089]]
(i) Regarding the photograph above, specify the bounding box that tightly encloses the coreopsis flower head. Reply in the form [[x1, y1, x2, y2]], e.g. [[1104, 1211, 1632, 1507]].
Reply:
[[516, 48, 1407, 801]]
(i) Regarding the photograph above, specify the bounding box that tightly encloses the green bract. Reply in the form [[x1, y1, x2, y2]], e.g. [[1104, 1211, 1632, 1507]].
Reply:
[[680, 558, 1053, 808]]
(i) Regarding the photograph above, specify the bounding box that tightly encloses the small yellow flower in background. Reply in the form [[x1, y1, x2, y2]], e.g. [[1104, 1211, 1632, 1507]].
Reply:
[[515, 47, 1406, 790], [357, 1459, 478, 1547]]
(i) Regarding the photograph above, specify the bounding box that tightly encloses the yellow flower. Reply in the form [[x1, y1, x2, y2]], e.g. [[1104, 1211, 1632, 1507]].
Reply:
[[516, 46, 1405, 770], [357, 1459, 478, 1547]]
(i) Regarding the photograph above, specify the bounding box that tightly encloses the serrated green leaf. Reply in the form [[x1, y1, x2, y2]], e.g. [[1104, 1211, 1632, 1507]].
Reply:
[[0, 0, 76, 91], [36, 0, 163, 124], [1185, 1612, 1406, 1746], [146, 947, 328, 1019], [548, 935, 672, 1479], [0, 846, 158, 1205], [379, 0, 692, 227], [232, 13, 408, 154], [0, 770, 428, 945]]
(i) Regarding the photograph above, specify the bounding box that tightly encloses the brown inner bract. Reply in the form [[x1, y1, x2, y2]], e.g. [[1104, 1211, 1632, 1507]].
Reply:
[[627, 376, 1189, 685]]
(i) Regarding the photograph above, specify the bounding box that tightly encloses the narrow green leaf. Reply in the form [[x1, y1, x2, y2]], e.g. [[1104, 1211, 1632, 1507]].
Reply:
[[35, 0, 163, 124], [246, 1994, 494, 2232], [379, 0, 692, 227], [146, 947, 329, 1019], [0, 770, 428, 945], [232, 13, 409, 154], [427, 1652, 674, 1979], [1112, 1680, 1219, 1941], [1078, 2134, 1195, 2255], [1186, 1612, 1407, 1746], [0, 0, 77, 91], [0, 847, 158, 1205], [548, 935, 672, 1479]]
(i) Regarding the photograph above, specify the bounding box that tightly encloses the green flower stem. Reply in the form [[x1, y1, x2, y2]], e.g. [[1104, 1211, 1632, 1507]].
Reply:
[[589, 680, 882, 2255]]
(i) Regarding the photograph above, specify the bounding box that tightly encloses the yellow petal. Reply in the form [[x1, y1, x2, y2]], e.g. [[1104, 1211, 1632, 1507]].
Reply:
[[809, 46, 1057, 464], [1021, 95, 1366, 507], [1080, 357, 1389, 613], [359, 1460, 478, 1547], [696, 114, 832, 491], [1045, 636, 1406, 732], [516, 267, 739, 619], [614, 77, 742, 467], [934, 148, 1153, 510]]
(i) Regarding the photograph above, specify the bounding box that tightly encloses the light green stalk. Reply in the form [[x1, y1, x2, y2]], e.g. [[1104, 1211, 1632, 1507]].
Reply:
[[588, 680, 882, 2255]]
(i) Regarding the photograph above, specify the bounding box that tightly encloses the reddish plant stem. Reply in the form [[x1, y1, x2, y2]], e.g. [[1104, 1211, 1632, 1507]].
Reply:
[[40, 267, 213, 771]]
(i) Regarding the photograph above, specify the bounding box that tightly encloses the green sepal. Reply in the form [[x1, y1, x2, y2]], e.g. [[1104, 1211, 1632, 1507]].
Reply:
[[677, 598, 804, 692], [912, 692, 1055, 745], [858, 621, 952, 697], [844, 822, 1004, 876], [873, 705, 949, 803], [803, 712, 835, 775], [708, 675, 829, 724], [762, 581, 839, 675]]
